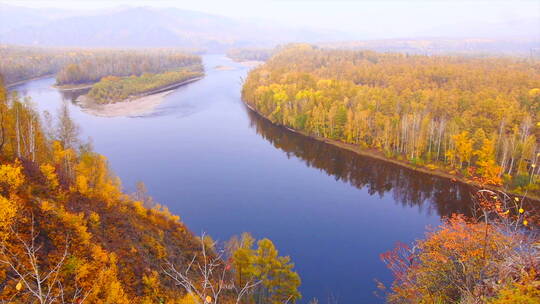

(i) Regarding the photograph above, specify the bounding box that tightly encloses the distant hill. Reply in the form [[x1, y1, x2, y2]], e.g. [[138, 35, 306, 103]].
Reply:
[[1, 4, 538, 55], [318, 37, 540, 57], [0, 5, 343, 51]]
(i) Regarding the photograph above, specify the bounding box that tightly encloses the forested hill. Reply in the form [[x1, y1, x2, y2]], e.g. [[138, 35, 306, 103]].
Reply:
[[0, 45, 202, 87], [0, 5, 342, 51], [242, 44, 540, 196], [0, 78, 301, 302], [0, 76, 212, 302]]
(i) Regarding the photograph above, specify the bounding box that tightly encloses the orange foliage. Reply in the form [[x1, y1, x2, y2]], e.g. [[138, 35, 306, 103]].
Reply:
[[381, 193, 539, 303]]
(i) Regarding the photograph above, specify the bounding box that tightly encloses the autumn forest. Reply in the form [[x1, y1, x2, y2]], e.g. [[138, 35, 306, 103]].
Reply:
[[1, 1, 539, 304], [243, 44, 540, 194]]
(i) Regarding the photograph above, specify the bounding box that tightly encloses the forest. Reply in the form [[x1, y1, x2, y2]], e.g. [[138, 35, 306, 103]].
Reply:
[[87, 68, 204, 104], [242, 44, 540, 196], [0, 45, 79, 86], [0, 77, 301, 303], [0, 45, 202, 87], [226, 48, 274, 62], [55, 50, 202, 86]]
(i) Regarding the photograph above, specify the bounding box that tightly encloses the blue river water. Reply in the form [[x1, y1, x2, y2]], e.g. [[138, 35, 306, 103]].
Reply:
[[12, 55, 474, 303]]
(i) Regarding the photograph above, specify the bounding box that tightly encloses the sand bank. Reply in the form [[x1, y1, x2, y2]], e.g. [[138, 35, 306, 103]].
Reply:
[[78, 91, 173, 117], [76, 77, 202, 117]]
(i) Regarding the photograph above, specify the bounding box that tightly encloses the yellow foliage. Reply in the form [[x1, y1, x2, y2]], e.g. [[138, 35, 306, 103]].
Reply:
[[15, 281, 22, 291], [488, 269, 540, 304], [74, 152, 121, 202], [0, 195, 17, 238], [88, 212, 101, 228], [177, 292, 201, 304], [133, 201, 147, 217], [0, 161, 25, 191], [426, 164, 438, 170], [52, 140, 76, 167], [142, 270, 161, 300], [528, 88, 540, 98], [39, 164, 59, 189], [40, 200, 54, 212], [75, 175, 89, 194]]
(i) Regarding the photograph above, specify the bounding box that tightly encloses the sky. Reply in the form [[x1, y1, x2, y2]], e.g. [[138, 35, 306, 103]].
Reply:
[[1, 0, 539, 39]]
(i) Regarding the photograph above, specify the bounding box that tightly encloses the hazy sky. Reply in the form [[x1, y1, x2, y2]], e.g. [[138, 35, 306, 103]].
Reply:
[[2, 0, 540, 38]]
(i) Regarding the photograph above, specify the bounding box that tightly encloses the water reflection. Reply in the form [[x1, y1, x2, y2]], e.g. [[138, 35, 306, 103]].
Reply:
[[246, 107, 475, 218], [58, 87, 89, 103]]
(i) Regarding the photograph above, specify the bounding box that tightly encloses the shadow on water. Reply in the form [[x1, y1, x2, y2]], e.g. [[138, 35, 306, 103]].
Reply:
[[245, 107, 475, 218], [58, 87, 89, 103]]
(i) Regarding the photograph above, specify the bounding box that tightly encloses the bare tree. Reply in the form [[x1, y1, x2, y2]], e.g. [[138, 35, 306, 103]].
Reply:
[[56, 102, 80, 150], [0, 216, 90, 304], [131, 181, 155, 208], [162, 233, 261, 304]]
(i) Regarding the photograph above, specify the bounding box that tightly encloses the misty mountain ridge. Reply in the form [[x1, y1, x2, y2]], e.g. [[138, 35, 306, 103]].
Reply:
[[0, 4, 538, 54], [0, 5, 348, 50]]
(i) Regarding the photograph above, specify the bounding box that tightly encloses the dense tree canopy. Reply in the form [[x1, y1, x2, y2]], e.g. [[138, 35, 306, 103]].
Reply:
[[0, 45, 202, 87], [226, 48, 274, 62], [0, 45, 76, 86], [56, 50, 202, 86], [242, 44, 540, 195]]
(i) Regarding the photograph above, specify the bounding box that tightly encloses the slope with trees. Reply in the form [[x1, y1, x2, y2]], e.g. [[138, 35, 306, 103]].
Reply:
[[242, 44, 540, 196]]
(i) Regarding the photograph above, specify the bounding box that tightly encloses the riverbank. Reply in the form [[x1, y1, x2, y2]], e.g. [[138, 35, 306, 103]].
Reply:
[[77, 77, 202, 117], [77, 91, 172, 117], [54, 83, 94, 91], [243, 102, 540, 203], [6, 73, 56, 88], [237, 60, 264, 67]]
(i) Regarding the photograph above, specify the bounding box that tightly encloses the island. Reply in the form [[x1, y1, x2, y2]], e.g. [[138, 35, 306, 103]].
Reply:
[[77, 68, 203, 117]]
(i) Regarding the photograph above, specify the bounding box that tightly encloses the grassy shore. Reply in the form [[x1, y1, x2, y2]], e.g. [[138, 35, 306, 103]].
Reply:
[[53, 83, 95, 90]]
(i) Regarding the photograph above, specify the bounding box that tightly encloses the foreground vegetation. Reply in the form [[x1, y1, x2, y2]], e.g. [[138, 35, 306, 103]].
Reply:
[[380, 191, 539, 303], [0, 78, 300, 303], [87, 68, 203, 104], [242, 44, 540, 195]]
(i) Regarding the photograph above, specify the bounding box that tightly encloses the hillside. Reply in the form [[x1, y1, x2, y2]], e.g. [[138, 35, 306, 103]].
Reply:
[[0, 5, 339, 51], [0, 76, 212, 302]]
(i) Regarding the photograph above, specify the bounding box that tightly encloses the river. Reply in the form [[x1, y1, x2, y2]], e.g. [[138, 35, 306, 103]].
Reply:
[[11, 54, 474, 303]]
